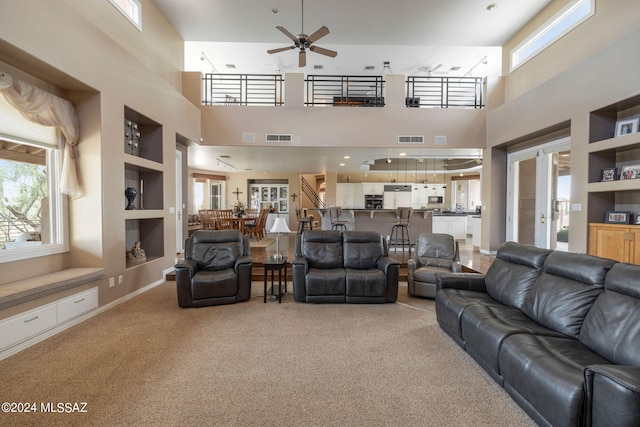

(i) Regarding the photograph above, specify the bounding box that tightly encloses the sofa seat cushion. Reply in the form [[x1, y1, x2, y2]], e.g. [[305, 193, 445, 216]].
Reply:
[[461, 303, 566, 377], [412, 265, 453, 284], [305, 268, 345, 296], [499, 333, 610, 427], [192, 269, 237, 299], [345, 268, 386, 298], [435, 289, 500, 347]]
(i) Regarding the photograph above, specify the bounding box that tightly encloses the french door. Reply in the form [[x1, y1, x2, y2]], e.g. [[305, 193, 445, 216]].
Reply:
[[506, 138, 571, 250]]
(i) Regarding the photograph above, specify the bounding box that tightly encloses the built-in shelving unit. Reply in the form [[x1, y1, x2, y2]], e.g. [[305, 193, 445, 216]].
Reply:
[[123, 106, 164, 269], [587, 95, 640, 263]]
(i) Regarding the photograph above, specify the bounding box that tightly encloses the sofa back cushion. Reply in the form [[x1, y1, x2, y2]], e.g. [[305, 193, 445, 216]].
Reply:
[[300, 230, 343, 269], [522, 251, 615, 338], [484, 242, 551, 309], [189, 230, 244, 271], [415, 233, 458, 269], [580, 263, 640, 365], [343, 231, 383, 269]]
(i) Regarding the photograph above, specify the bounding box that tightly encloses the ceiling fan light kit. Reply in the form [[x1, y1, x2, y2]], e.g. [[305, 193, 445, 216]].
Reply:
[[267, 0, 337, 67]]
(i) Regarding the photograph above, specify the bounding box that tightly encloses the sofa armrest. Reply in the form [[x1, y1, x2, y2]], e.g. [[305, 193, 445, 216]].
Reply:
[[291, 257, 309, 302], [234, 255, 252, 274], [175, 259, 197, 278], [435, 272, 486, 293], [377, 256, 400, 275], [174, 259, 198, 308], [585, 365, 640, 427]]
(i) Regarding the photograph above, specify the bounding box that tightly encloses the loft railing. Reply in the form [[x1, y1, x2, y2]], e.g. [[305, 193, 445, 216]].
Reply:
[[406, 76, 484, 108], [201, 73, 484, 109], [305, 75, 385, 107], [202, 74, 283, 106]]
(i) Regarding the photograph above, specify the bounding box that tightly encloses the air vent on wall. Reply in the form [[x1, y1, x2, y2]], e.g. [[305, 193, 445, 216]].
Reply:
[[266, 134, 293, 142], [398, 135, 424, 144]]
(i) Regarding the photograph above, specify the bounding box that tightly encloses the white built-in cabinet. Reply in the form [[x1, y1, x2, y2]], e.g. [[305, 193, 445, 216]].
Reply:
[[336, 183, 364, 208], [0, 287, 98, 352], [432, 216, 468, 240]]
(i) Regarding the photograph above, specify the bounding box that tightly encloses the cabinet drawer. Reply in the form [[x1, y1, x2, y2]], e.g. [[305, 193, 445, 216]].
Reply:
[[56, 288, 98, 324], [0, 304, 57, 349]]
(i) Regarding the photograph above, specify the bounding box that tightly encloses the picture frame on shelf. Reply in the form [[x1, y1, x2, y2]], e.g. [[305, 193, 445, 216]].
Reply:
[[604, 211, 632, 224], [614, 117, 639, 137], [600, 167, 618, 182], [620, 164, 640, 180]]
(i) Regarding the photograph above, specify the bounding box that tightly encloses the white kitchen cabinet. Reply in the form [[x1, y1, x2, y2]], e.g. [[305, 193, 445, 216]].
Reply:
[[363, 183, 385, 195], [336, 183, 364, 208], [432, 216, 468, 240]]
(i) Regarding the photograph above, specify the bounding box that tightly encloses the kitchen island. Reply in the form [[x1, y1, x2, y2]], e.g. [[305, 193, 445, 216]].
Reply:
[[313, 209, 434, 242]]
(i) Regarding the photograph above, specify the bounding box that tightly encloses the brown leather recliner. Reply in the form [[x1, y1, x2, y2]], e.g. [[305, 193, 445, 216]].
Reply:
[[407, 233, 460, 298], [175, 230, 252, 307]]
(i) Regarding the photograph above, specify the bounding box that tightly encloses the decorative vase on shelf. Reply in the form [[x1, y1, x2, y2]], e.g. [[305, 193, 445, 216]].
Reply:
[[125, 187, 137, 210]]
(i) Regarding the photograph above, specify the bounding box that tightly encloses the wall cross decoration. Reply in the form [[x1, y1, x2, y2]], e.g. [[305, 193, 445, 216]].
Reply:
[[232, 187, 243, 200], [291, 193, 298, 201]]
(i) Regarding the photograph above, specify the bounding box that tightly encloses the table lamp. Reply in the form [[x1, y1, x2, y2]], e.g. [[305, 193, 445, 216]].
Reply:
[[270, 217, 291, 260]]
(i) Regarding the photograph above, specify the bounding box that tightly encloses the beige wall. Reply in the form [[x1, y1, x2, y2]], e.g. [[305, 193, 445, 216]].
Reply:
[[0, 1, 200, 307], [196, 74, 487, 150], [503, 0, 640, 101], [484, 25, 640, 252]]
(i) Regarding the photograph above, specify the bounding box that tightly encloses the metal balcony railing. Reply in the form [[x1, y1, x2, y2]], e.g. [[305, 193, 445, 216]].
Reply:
[[305, 75, 385, 107], [201, 73, 484, 109], [202, 74, 283, 106], [405, 76, 484, 109]]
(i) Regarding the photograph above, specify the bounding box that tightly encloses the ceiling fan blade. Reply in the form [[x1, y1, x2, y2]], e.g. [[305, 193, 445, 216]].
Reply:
[[267, 46, 296, 54], [276, 26, 298, 42], [306, 26, 330, 44], [309, 45, 337, 58], [299, 49, 306, 67]]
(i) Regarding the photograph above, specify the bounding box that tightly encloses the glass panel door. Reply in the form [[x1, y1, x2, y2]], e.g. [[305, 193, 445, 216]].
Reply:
[[507, 138, 570, 250]]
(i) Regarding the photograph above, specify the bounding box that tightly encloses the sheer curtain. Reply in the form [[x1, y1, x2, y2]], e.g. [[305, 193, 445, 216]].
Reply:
[[0, 71, 81, 197]]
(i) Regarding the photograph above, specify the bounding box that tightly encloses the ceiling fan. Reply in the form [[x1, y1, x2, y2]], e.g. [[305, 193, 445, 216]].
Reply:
[[267, 0, 337, 68]]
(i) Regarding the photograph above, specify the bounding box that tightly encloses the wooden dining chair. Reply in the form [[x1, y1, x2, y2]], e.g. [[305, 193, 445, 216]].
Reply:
[[199, 209, 214, 229], [245, 208, 269, 240], [215, 209, 234, 230]]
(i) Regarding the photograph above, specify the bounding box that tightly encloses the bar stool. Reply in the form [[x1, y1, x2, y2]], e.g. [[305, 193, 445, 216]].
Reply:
[[389, 207, 413, 255], [296, 208, 313, 235], [329, 207, 348, 232]]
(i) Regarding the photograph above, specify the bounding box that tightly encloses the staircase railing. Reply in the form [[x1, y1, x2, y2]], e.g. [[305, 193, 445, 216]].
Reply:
[[301, 176, 325, 208]]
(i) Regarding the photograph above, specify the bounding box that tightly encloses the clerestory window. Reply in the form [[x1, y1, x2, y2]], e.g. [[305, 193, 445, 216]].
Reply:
[[109, 0, 142, 31], [510, 0, 595, 71]]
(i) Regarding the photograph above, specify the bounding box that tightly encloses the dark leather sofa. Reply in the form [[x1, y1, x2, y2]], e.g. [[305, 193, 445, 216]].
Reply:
[[435, 241, 640, 427], [291, 230, 400, 303], [174, 230, 252, 307]]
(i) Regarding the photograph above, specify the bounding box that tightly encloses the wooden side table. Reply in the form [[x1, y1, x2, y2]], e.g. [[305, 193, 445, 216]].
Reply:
[[263, 256, 287, 303]]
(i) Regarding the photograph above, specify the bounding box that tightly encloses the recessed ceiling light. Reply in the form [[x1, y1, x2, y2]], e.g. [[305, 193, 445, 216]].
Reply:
[[450, 66, 461, 71], [339, 163, 345, 166], [486, 3, 497, 12], [225, 64, 236, 69], [399, 152, 406, 156], [364, 65, 375, 70], [314, 65, 323, 70], [219, 155, 231, 158], [271, 8, 279, 15], [344, 155, 350, 159]]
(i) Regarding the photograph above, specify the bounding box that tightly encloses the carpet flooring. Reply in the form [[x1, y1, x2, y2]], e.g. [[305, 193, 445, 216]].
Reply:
[[0, 282, 535, 426]]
